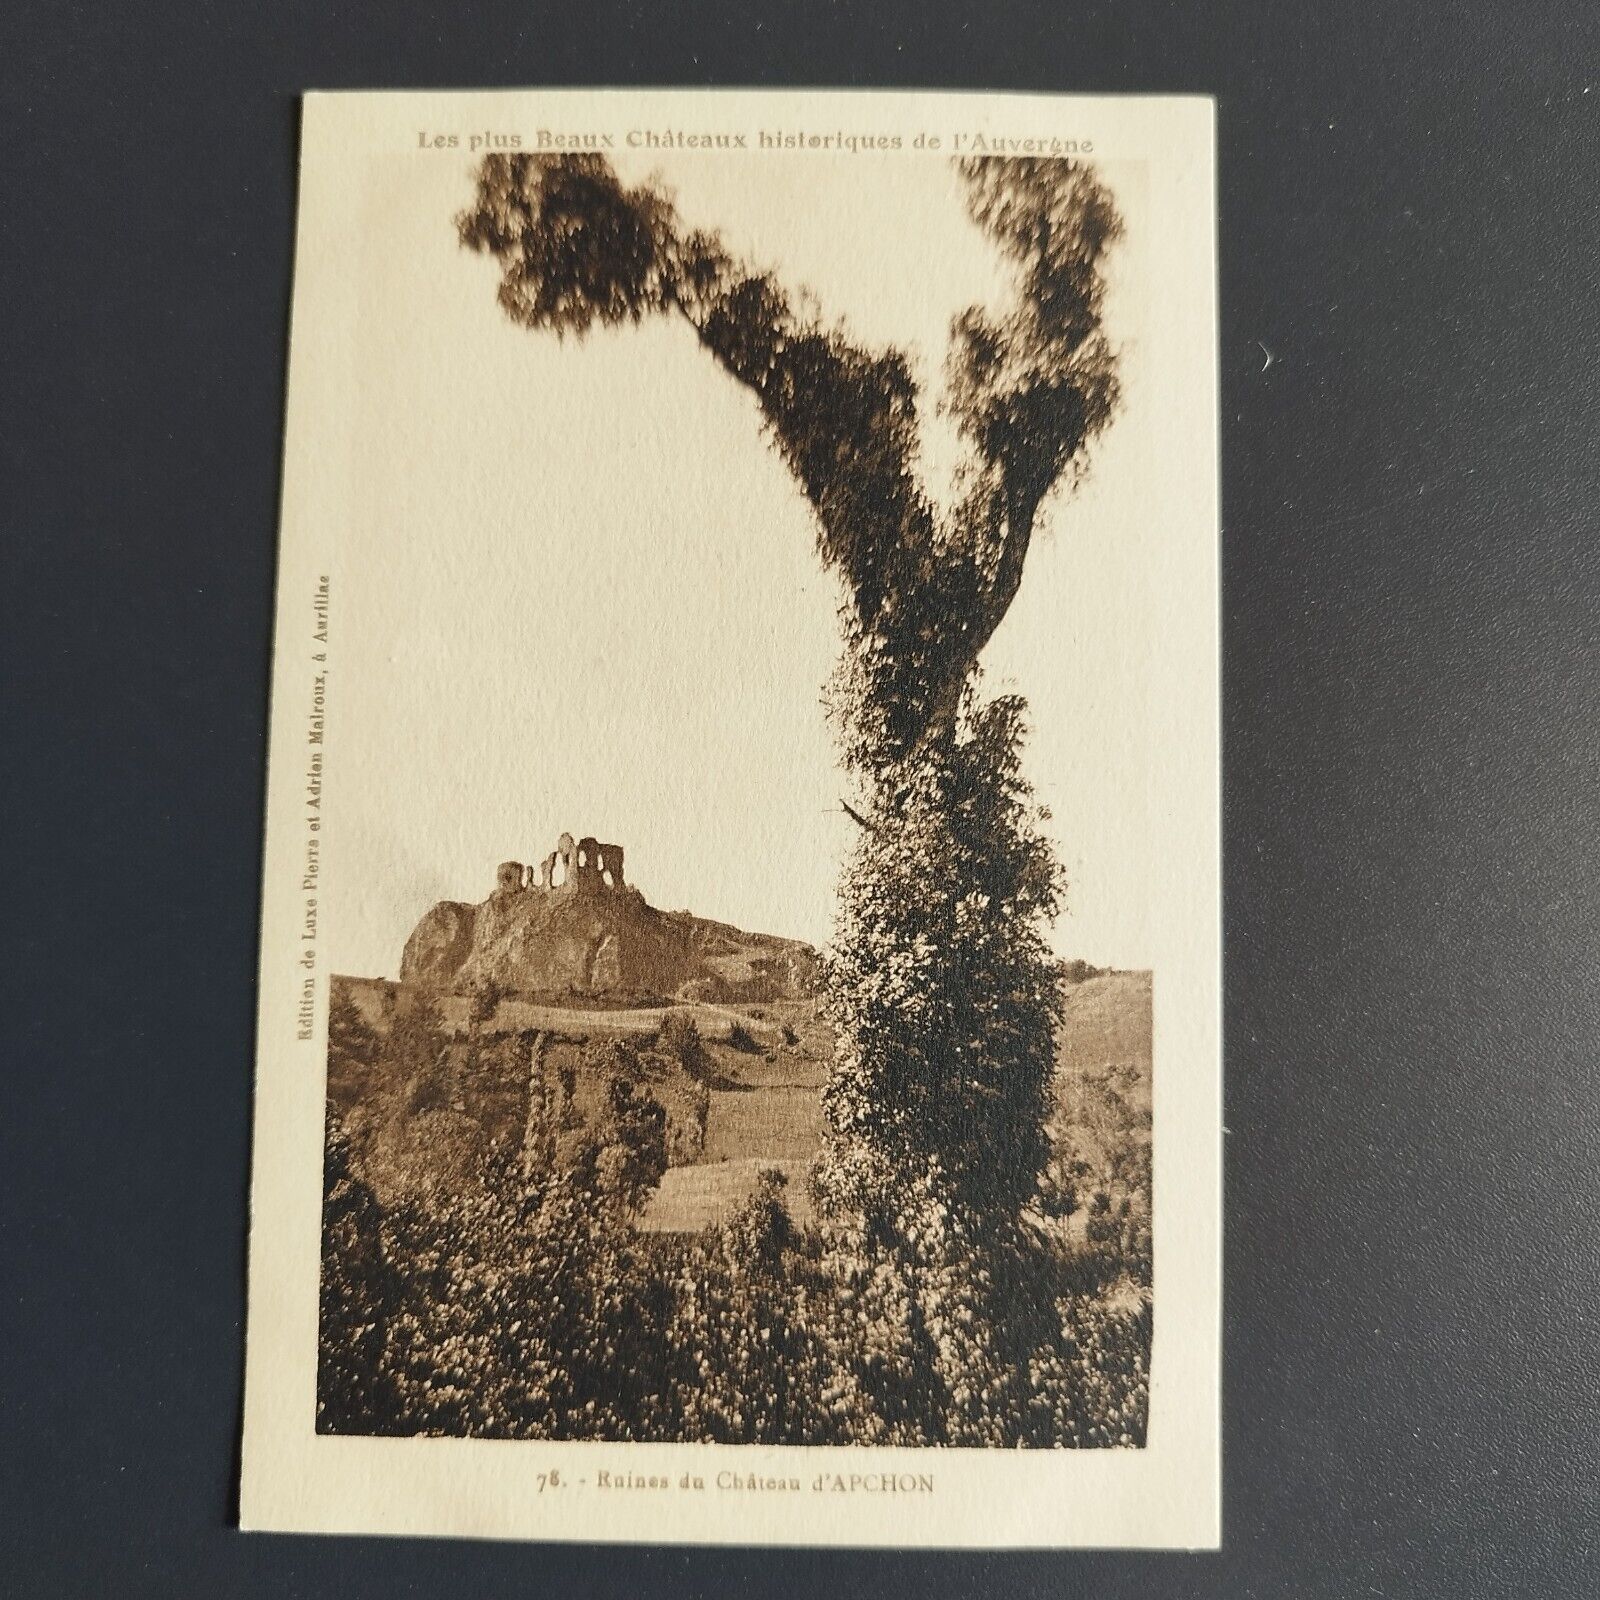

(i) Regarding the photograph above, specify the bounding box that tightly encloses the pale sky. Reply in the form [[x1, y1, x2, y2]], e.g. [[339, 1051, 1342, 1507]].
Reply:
[[327, 149, 1154, 977]]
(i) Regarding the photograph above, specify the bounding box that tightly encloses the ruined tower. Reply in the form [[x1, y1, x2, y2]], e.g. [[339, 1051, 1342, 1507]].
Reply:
[[494, 832, 627, 897]]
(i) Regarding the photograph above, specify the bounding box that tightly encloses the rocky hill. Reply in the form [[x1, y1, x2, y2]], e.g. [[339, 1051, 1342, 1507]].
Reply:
[[399, 832, 818, 1005]]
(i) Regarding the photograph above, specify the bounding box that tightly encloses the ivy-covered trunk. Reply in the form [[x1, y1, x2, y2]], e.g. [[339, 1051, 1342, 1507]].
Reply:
[[816, 685, 1065, 1228]]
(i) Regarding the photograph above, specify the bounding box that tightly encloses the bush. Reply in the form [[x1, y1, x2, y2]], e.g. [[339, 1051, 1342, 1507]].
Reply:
[[598, 1074, 668, 1208], [317, 1129, 1150, 1447], [328, 986, 379, 1066], [466, 977, 506, 1029], [656, 1012, 712, 1080]]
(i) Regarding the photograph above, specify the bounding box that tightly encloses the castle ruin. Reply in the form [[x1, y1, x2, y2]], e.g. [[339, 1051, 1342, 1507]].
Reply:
[[495, 832, 626, 897], [401, 832, 819, 999]]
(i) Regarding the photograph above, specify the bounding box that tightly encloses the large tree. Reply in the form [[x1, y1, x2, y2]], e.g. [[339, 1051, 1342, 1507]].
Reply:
[[459, 153, 1122, 1228]]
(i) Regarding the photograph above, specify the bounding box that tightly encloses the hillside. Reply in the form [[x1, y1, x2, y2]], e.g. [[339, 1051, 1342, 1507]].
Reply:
[[331, 838, 1151, 1233], [1047, 970, 1154, 1223]]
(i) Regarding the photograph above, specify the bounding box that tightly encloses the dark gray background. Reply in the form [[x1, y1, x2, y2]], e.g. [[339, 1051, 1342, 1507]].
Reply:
[[4, 3, 1598, 1595]]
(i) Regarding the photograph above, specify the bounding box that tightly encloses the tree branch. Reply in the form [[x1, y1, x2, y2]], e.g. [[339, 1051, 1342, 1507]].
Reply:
[[839, 799, 877, 834]]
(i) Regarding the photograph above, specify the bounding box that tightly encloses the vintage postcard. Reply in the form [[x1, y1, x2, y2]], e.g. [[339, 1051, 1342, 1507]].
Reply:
[[242, 88, 1219, 1547]]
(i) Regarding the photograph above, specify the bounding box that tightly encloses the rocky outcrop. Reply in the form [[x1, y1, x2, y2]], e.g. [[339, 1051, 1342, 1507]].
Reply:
[[399, 834, 816, 1002], [400, 900, 479, 987]]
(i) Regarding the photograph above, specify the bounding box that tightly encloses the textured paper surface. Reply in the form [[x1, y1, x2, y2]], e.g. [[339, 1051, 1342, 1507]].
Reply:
[[242, 88, 1219, 1547]]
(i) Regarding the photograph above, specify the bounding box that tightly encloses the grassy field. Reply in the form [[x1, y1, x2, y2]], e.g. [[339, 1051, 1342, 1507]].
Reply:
[[495, 997, 789, 1047], [1054, 970, 1154, 1115], [642, 970, 1152, 1233], [1050, 970, 1154, 1186], [337, 974, 789, 1046], [636, 1157, 816, 1233], [704, 1084, 825, 1163]]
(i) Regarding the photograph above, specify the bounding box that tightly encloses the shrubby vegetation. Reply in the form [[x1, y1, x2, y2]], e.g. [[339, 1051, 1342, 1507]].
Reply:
[[318, 1109, 1150, 1446], [318, 993, 1149, 1446]]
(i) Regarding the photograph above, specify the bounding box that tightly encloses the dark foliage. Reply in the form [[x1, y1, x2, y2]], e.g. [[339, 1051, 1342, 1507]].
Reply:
[[317, 1114, 1150, 1447], [315, 1109, 402, 1432]]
